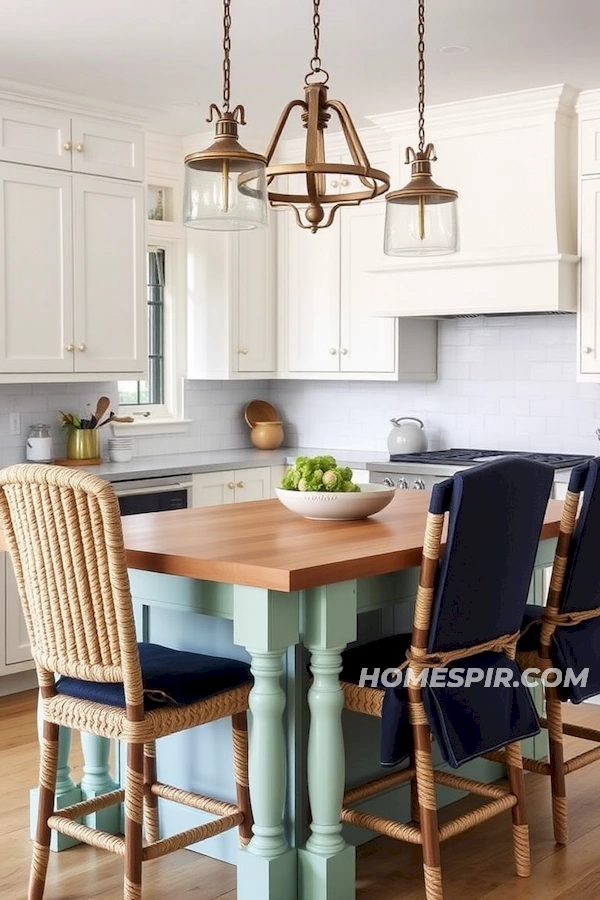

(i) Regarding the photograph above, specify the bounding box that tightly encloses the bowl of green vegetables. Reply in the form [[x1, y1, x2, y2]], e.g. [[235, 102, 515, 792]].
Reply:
[[276, 455, 395, 521]]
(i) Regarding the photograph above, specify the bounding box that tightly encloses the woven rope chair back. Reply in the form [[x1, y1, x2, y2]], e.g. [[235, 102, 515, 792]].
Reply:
[[0, 464, 142, 705]]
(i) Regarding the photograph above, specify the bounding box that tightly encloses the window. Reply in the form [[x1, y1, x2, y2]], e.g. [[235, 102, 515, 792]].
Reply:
[[116, 232, 187, 432], [119, 249, 165, 408]]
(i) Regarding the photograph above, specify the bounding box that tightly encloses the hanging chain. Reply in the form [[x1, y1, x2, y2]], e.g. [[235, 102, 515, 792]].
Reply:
[[222, 0, 232, 112], [310, 0, 322, 73], [417, 0, 426, 152]]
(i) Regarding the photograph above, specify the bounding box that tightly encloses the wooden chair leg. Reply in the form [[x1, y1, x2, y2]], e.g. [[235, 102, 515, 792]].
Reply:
[[232, 712, 253, 846], [504, 741, 531, 877], [410, 697, 443, 900], [546, 686, 568, 844], [143, 741, 160, 844], [409, 751, 420, 824], [29, 719, 59, 900], [124, 743, 144, 900]]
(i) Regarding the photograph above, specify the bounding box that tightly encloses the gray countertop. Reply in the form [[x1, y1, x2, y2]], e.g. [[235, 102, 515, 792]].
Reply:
[[67, 447, 390, 483]]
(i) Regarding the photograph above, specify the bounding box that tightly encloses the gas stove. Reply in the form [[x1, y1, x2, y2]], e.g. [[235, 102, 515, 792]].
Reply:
[[367, 448, 592, 493], [387, 449, 592, 469]]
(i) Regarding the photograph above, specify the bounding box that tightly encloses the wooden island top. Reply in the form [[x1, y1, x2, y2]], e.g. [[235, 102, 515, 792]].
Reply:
[[0, 490, 563, 593], [118, 491, 564, 592]]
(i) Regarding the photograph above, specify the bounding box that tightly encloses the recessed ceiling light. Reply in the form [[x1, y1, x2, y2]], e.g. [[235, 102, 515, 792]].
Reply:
[[438, 45, 471, 55]]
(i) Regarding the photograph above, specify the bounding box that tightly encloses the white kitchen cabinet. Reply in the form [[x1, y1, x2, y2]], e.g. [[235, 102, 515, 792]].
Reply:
[[0, 552, 34, 675], [192, 467, 272, 507], [278, 200, 437, 380], [579, 178, 600, 377], [0, 99, 144, 181], [187, 225, 276, 379], [0, 163, 146, 379]]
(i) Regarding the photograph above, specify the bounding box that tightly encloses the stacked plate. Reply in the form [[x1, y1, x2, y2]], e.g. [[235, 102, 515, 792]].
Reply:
[[108, 437, 133, 463]]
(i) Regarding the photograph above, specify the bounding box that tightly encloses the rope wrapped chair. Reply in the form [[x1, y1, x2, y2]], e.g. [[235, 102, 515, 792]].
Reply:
[[487, 457, 600, 845], [339, 457, 555, 900], [0, 464, 253, 900]]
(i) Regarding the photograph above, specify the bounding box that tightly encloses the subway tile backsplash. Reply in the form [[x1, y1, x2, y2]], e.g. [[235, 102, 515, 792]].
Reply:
[[1, 316, 600, 466]]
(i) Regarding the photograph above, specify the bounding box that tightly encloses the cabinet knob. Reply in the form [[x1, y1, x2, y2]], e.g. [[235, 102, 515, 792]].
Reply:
[[236, 481, 245, 489], [63, 141, 72, 151], [340, 348, 348, 355], [329, 347, 337, 355], [228, 481, 235, 489], [330, 179, 339, 188], [77, 343, 87, 352], [237, 347, 249, 355], [75, 143, 84, 152], [583, 346, 594, 354], [65, 344, 74, 352], [340, 177, 349, 186]]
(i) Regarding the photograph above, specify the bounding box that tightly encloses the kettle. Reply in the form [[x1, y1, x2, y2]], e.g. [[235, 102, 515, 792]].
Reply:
[[387, 417, 428, 455]]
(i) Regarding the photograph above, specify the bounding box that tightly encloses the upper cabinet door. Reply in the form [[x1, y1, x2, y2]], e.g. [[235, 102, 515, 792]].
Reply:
[[339, 202, 397, 374], [580, 178, 600, 375], [0, 163, 73, 373], [71, 117, 144, 181], [280, 211, 340, 373], [0, 101, 72, 170], [72, 176, 146, 373], [234, 226, 277, 374]]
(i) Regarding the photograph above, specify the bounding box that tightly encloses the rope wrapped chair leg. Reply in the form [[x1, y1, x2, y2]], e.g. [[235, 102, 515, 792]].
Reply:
[[0, 464, 254, 900], [339, 458, 555, 900]]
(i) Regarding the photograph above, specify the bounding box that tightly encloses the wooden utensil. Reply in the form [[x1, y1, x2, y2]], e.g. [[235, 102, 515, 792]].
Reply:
[[91, 396, 111, 428]]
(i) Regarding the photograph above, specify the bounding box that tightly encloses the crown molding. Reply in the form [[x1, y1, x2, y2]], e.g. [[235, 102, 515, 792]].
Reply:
[[368, 84, 580, 136], [0, 77, 156, 125]]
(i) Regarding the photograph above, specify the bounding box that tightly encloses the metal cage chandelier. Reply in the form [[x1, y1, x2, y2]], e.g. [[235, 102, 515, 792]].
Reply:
[[383, 0, 458, 256], [264, 0, 389, 233], [183, 0, 269, 231]]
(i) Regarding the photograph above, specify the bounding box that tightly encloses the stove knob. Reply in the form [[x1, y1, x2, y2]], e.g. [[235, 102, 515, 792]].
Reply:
[[412, 479, 426, 490], [382, 477, 395, 488], [397, 477, 408, 489]]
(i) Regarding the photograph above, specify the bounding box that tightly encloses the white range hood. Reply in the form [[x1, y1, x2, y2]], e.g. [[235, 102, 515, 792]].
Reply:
[[366, 85, 579, 318]]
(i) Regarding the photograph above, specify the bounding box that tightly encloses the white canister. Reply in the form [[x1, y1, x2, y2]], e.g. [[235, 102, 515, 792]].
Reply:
[[26, 424, 54, 462]]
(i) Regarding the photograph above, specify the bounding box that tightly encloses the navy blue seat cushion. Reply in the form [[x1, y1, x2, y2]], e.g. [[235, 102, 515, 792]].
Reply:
[[56, 643, 252, 710], [342, 636, 539, 769]]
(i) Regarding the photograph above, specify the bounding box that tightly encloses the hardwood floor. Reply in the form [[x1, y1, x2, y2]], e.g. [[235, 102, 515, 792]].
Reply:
[[2, 690, 600, 899]]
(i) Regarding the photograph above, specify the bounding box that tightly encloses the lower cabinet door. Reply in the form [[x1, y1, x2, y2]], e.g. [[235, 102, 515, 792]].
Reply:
[[192, 467, 272, 507]]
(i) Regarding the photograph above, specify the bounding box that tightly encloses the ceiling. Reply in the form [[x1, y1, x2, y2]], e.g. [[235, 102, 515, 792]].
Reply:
[[1, 0, 599, 142]]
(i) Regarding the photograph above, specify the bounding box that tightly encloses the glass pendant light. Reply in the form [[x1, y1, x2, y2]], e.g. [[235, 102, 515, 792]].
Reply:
[[183, 0, 268, 231], [264, 0, 389, 233], [384, 0, 458, 256]]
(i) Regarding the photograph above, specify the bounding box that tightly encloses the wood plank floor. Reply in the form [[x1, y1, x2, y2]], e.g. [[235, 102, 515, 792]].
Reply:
[[2, 690, 600, 899]]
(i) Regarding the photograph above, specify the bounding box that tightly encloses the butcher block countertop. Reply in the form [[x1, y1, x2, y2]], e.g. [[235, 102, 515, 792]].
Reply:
[[116, 492, 564, 593], [0, 491, 563, 592]]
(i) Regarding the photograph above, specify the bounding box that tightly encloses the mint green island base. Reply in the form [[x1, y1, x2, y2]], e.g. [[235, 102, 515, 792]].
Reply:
[[36, 539, 556, 900]]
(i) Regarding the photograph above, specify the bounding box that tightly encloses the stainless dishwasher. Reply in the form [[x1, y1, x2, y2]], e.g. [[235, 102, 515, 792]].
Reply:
[[112, 475, 193, 516]]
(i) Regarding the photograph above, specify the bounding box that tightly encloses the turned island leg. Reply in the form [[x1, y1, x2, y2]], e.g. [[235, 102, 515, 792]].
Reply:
[[299, 582, 358, 900], [233, 586, 300, 900]]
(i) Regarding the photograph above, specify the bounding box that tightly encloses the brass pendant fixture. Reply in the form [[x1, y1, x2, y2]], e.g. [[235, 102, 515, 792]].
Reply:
[[384, 0, 458, 256], [264, 0, 389, 233], [183, 0, 269, 231]]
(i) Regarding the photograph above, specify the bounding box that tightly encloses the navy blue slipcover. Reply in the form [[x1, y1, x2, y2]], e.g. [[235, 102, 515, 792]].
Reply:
[[518, 458, 600, 703], [342, 457, 554, 768], [56, 642, 252, 710]]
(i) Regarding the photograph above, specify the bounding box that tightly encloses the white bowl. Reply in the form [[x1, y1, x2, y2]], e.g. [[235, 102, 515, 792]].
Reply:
[[108, 449, 133, 463], [275, 483, 396, 521]]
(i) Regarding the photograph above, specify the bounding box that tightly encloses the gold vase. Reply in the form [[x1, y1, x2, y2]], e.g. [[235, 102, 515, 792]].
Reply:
[[66, 429, 100, 460]]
